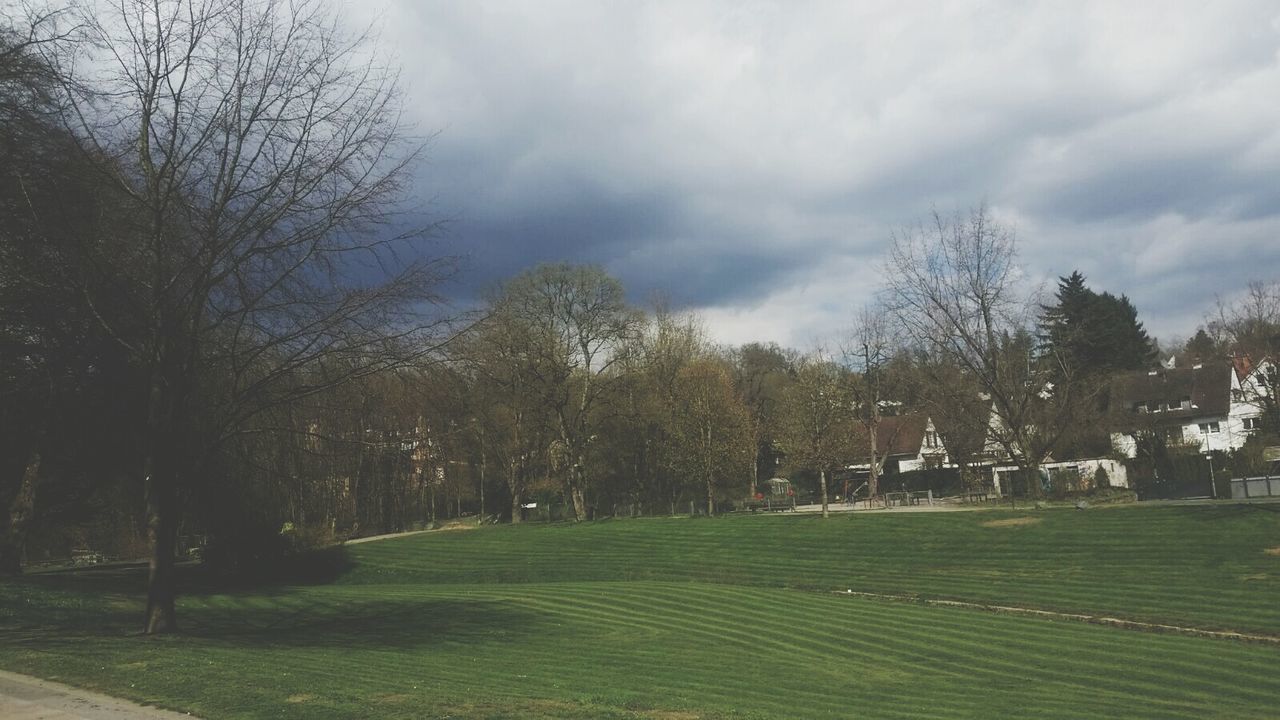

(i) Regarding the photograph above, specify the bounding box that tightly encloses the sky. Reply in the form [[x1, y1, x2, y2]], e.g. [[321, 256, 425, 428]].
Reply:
[[352, 0, 1280, 349]]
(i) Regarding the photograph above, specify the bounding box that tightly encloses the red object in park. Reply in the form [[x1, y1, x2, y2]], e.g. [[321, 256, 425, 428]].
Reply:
[[755, 492, 764, 500], [787, 489, 795, 496]]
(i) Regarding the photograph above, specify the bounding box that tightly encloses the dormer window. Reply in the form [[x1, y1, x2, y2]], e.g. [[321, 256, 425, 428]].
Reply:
[[1134, 401, 1148, 413], [1179, 396, 1191, 410]]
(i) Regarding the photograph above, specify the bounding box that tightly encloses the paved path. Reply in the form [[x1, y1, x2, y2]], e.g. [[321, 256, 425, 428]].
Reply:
[[794, 501, 973, 514], [0, 670, 195, 719]]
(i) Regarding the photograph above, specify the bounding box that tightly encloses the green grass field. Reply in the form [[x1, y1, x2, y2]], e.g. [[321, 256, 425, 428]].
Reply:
[[2, 504, 1279, 718]]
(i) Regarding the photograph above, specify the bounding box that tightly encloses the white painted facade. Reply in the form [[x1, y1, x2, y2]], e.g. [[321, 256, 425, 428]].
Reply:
[[1111, 361, 1271, 458], [991, 457, 1130, 495], [847, 417, 949, 474]]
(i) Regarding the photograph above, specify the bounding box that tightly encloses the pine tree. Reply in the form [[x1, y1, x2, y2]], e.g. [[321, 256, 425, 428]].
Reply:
[[1039, 271, 1155, 378]]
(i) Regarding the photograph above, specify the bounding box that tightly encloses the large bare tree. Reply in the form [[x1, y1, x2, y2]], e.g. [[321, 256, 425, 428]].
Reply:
[[1211, 280, 1280, 430], [55, 0, 450, 633], [842, 305, 899, 500], [885, 205, 1086, 499]]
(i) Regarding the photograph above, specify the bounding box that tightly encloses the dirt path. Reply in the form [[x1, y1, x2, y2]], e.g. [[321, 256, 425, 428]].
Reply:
[[0, 670, 196, 719], [833, 590, 1280, 644], [342, 528, 434, 544]]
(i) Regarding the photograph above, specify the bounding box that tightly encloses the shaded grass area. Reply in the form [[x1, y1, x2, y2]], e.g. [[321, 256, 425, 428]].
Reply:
[[0, 503, 1278, 718]]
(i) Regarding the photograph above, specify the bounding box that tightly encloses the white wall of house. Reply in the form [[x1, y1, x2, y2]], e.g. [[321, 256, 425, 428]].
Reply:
[[991, 458, 1129, 495], [1112, 361, 1271, 458], [1227, 360, 1270, 448]]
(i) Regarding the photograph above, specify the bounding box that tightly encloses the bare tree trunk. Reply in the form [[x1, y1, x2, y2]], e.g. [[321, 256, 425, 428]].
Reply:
[[568, 462, 588, 521], [0, 450, 40, 576], [820, 468, 829, 518], [478, 449, 486, 525], [705, 426, 716, 517], [868, 423, 879, 499], [144, 458, 178, 635], [750, 440, 759, 497], [510, 487, 523, 524], [570, 485, 587, 522], [706, 470, 715, 517]]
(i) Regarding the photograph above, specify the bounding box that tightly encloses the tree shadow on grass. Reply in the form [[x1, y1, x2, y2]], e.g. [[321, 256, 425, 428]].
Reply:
[[18, 544, 357, 597], [181, 596, 547, 650], [2, 581, 550, 652], [0, 544, 482, 647]]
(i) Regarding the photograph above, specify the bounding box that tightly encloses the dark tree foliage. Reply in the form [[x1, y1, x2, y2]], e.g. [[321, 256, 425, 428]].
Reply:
[[0, 19, 147, 573], [1183, 329, 1223, 365], [1040, 271, 1156, 378]]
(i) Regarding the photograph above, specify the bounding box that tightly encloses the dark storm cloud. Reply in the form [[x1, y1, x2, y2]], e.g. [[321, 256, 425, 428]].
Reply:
[[359, 0, 1280, 346]]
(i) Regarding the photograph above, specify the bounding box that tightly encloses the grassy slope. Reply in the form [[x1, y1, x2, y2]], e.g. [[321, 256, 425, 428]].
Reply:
[[344, 504, 1280, 632], [0, 504, 1277, 719]]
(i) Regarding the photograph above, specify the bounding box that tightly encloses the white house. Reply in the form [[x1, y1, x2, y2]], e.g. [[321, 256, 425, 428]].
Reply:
[[847, 413, 948, 475], [1111, 358, 1271, 457]]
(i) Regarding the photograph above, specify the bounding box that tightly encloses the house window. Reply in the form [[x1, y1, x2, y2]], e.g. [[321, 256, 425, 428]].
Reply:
[[924, 431, 939, 449], [1134, 401, 1148, 413], [1198, 422, 1220, 434], [1179, 396, 1191, 410], [1243, 417, 1260, 432]]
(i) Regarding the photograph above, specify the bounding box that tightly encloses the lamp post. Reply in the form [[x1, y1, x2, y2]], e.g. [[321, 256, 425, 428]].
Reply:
[[1202, 427, 1218, 500]]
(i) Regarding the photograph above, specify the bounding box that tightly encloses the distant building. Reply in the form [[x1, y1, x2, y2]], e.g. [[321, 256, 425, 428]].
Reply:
[[847, 413, 948, 475], [991, 457, 1129, 495], [1110, 359, 1271, 457]]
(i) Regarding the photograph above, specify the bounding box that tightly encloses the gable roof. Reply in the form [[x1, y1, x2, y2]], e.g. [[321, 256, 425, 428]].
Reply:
[[1233, 354, 1254, 383], [1110, 364, 1231, 422], [853, 413, 930, 460]]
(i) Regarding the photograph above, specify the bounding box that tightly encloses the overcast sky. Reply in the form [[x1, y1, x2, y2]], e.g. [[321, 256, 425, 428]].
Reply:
[[355, 0, 1280, 349]]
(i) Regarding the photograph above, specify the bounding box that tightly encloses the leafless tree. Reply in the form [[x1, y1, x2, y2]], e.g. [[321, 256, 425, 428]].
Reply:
[[842, 305, 899, 500], [1210, 280, 1280, 429], [55, 0, 453, 633], [885, 205, 1086, 498]]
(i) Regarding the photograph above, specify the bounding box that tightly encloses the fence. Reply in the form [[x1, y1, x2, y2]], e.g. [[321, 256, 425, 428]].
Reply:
[[1230, 476, 1280, 499]]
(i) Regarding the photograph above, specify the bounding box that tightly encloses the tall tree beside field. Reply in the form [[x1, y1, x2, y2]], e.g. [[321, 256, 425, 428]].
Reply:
[[55, 0, 452, 633], [843, 306, 900, 500], [777, 355, 855, 518], [671, 358, 755, 516], [628, 306, 709, 513], [491, 264, 642, 521], [460, 310, 556, 523], [886, 206, 1090, 498], [731, 343, 795, 494]]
